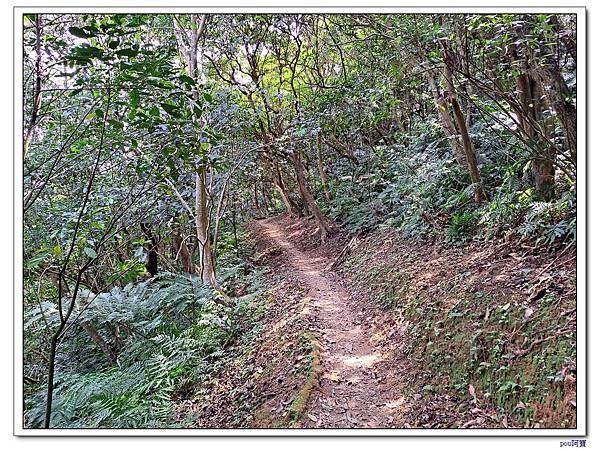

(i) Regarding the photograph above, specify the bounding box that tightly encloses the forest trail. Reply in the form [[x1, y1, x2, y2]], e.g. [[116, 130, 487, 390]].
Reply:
[[255, 217, 405, 428]]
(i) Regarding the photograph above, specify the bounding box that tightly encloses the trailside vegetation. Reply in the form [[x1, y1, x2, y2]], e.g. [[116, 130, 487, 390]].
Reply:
[[22, 13, 577, 429]]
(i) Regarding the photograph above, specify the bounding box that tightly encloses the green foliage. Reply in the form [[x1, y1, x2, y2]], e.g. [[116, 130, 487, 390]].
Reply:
[[446, 211, 477, 243], [22, 11, 577, 430], [518, 195, 576, 244], [25, 273, 252, 428], [323, 122, 575, 245]]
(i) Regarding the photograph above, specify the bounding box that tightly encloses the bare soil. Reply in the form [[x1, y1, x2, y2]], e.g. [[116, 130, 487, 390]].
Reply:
[[254, 216, 406, 428]]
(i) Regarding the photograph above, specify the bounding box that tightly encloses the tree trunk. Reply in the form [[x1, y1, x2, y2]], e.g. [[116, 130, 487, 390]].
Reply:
[[511, 21, 560, 200], [317, 132, 332, 201], [516, 69, 556, 200], [273, 179, 297, 217], [422, 62, 465, 165], [261, 182, 273, 212], [80, 320, 116, 363], [173, 230, 194, 273], [44, 335, 58, 428], [231, 197, 238, 248], [291, 149, 332, 242], [531, 79, 556, 200], [268, 155, 301, 217], [533, 64, 576, 165], [253, 182, 260, 211], [23, 15, 43, 160], [195, 167, 217, 286], [444, 65, 486, 204], [174, 15, 220, 286], [140, 223, 158, 276]]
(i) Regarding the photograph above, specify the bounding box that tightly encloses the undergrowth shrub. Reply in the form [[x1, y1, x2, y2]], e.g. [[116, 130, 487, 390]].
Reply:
[[322, 123, 576, 245], [25, 258, 265, 428]]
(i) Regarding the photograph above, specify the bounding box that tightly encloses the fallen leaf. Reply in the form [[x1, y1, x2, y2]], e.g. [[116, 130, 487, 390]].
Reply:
[[524, 307, 535, 320], [325, 371, 340, 382], [468, 384, 476, 398], [462, 419, 479, 428], [307, 413, 318, 422]]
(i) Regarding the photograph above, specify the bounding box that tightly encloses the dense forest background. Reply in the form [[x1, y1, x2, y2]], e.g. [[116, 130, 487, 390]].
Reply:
[[22, 13, 577, 429]]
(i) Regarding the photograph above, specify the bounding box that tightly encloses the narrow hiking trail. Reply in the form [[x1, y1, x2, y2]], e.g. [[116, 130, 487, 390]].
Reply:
[[256, 217, 406, 428]]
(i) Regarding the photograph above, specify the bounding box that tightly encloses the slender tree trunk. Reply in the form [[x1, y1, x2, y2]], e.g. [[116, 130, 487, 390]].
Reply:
[[316, 132, 332, 201], [444, 65, 486, 204], [44, 335, 58, 428], [273, 180, 296, 217], [174, 14, 220, 286], [231, 199, 238, 248], [531, 80, 556, 200], [269, 156, 301, 217], [253, 183, 260, 211], [44, 93, 111, 428], [291, 149, 332, 242], [173, 230, 194, 273], [511, 22, 560, 200], [533, 64, 576, 165], [425, 66, 465, 165], [195, 167, 217, 285], [24, 15, 43, 160], [261, 182, 272, 213], [140, 223, 158, 276], [516, 69, 556, 200], [540, 16, 577, 163]]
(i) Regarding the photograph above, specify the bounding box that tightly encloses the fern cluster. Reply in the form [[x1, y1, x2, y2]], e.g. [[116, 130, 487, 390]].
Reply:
[[25, 272, 247, 428], [322, 122, 576, 244]]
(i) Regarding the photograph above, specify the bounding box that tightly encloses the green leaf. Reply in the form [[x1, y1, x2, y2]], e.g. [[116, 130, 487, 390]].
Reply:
[[161, 103, 179, 117], [109, 119, 124, 129], [129, 90, 140, 108], [203, 92, 213, 103], [179, 74, 196, 86], [116, 48, 139, 58], [84, 247, 98, 259], [70, 45, 104, 61], [68, 27, 92, 39], [25, 253, 49, 269], [148, 77, 176, 90]]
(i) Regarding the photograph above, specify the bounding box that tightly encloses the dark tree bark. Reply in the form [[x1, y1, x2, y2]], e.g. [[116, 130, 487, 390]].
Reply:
[[516, 66, 556, 200], [141, 223, 158, 276], [317, 132, 332, 201], [532, 58, 576, 165], [266, 153, 302, 218]]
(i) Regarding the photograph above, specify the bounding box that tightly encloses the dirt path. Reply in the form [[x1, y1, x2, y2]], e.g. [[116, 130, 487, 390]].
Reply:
[[255, 217, 405, 428]]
